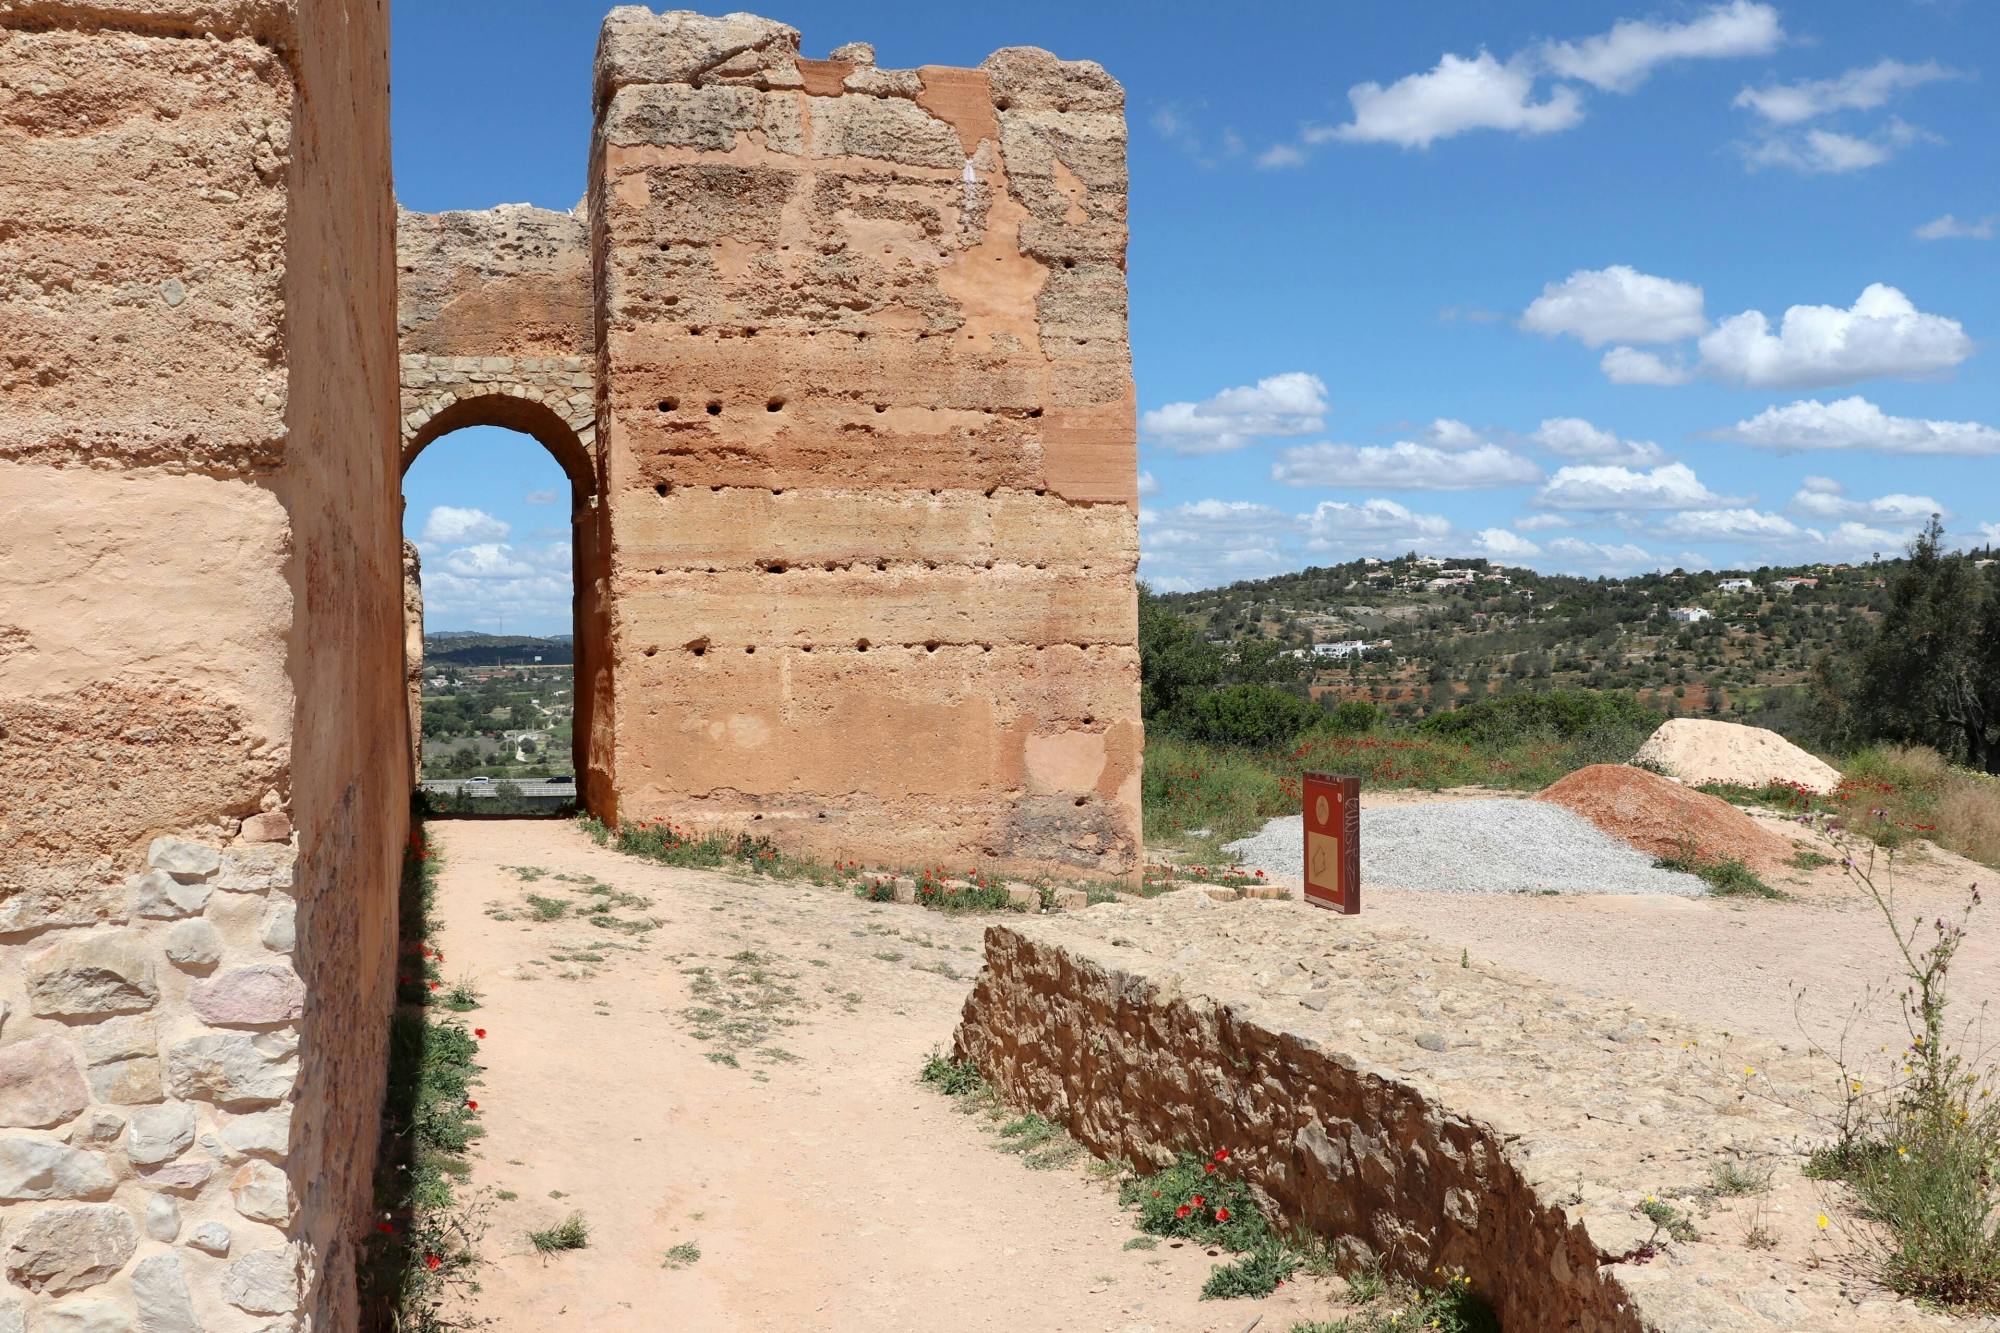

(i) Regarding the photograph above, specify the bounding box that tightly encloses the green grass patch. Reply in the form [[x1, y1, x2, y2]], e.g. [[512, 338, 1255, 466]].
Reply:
[[1653, 851, 1782, 899], [527, 1212, 590, 1255]]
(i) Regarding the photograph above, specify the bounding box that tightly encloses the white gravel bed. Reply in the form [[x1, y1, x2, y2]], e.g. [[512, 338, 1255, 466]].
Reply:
[[1222, 800, 1710, 897]]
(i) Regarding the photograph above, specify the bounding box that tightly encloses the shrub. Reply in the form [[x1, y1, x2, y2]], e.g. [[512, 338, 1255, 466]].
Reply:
[[1173, 684, 1325, 749], [1801, 818, 1999, 1311], [1417, 688, 1660, 748]]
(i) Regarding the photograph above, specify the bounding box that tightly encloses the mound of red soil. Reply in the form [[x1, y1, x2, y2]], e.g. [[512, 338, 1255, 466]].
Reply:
[[1535, 764, 1793, 871]]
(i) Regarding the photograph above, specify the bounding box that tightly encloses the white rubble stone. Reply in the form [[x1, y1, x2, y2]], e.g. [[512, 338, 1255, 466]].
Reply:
[[219, 1107, 290, 1159], [42, 1299, 134, 1333], [0, 1035, 92, 1128], [126, 1103, 196, 1167], [0, 1298, 21, 1333], [147, 838, 222, 881], [215, 844, 295, 893], [146, 1193, 181, 1241], [26, 932, 158, 1017], [166, 1034, 296, 1108], [2, 1203, 139, 1293], [80, 1016, 156, 1065], [229, 1159, 294, 1223], [221, 1248, 299, 1315], [163, 919, 223, 970], [74, 1111, 125, 1146], [188, 1221, 232, 1256], [259, 898, 296, 953], [84, 1058, 161, 1106], [130, 870, 212, 920], [0, 1138, 115, 1201], [131, 1252, 200, 1333]]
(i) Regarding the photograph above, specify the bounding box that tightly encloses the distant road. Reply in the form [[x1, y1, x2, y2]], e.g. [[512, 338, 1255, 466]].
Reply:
[[419, 778, 577, 799]]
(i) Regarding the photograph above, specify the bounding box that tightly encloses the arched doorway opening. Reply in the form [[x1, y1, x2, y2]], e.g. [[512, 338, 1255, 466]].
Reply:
[[400, 394, 609, 817]]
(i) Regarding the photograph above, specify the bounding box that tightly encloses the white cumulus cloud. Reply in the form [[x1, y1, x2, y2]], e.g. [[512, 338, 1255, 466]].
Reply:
[[1697, 284, 1972, 388], [1600, 346, 1694, 385], [1467, 528, 1544, 559], [1301, 498, 1452, 552], [1331, 50, 1582, 149], [1529, 417, 1666, 465], [1658, 507, 1803, 540], [1136, 471, 1159, 498], [1521, 266, 1707, 347], [1271, 441, 1540, 490], [1544, 537, 1666, 573], [1536, 461, 1727, 510], [1740, 122, 1933, 175], [1790, 477, 1942, 523], [1735, 58, 1957, 125], [443, 544, 536, 578], [1915, 213, 1998, 241], [1141, 372, 1329, 454], [1716, 396, 2000, 455], [1515, 513, 1575, 532], [1546, 1, 1783, 93], [420, 505, 510, 545]]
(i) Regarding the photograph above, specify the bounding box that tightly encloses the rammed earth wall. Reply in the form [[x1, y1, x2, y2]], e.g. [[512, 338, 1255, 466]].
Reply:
[[0, 1, 402, 1329], [586, 11, 1144, 880]]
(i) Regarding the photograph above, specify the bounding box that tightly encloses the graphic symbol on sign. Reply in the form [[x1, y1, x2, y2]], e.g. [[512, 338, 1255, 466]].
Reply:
[[1310, 839, 1329, 880], [1314, 795, 1330, 825]]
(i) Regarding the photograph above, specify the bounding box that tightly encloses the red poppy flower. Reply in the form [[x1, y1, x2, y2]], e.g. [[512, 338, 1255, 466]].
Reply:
[[474, 1029, 486, 1039], [1174, 1205, 1191, 1219], [1214, 1207, 1231, 1222], [398, 975, 409, 986], [1191, 1195, 1205, 1208], [1204, 1163, 1216, 1174], [428, 981, 440, 991], [1151, 1190, 1161, 1198], [377, 1221, 395, 1234], [424, 1254, 441, 1271], [465, 1099, 479, 1111], [1212, 1149, 1230, 1162]]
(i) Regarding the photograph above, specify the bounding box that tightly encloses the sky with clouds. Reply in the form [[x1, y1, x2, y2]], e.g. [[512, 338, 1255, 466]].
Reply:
[[395, 0, 1998, 625]]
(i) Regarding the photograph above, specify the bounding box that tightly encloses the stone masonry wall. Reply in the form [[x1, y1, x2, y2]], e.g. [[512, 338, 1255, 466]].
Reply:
[[591, 11, 1144, 880], [957, 896, 1953, 1332], [394, 201, 617, 806], [0, 2, 401, 1329]]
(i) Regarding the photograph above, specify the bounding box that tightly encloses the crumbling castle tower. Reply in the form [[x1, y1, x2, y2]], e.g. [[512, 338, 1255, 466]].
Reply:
[[0, 5, 1138, 1327]]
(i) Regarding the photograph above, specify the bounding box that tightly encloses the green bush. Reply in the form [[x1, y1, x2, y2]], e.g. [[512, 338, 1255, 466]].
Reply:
[[1173, 684, 1325, 749], [1417, 688, 1660, 746]]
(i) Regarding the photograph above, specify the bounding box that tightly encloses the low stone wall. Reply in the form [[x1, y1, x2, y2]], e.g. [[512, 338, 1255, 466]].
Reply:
[[954, 893, 1949, 1331]]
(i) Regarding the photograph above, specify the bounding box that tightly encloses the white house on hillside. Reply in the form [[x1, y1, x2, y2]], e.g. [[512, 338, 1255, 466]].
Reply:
[[1669, 606, 1712, 624]]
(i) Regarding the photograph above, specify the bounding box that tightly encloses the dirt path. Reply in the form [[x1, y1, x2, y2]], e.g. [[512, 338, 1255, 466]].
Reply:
[[422, 820, 1354, 1333]]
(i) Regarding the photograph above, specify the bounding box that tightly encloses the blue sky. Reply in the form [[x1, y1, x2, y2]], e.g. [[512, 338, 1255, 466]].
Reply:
[[396, 0, 1998, 629]]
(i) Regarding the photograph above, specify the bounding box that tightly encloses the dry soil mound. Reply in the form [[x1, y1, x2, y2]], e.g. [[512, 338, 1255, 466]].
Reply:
[[1536, 763, 1794, 870], [1632, 717, 1842, 794]]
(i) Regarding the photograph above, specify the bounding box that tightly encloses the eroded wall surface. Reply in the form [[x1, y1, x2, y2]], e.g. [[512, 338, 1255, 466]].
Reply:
[[590, 11, 1143, 880], [0, 1, 400, 1328], [394, 202, 615, 802]]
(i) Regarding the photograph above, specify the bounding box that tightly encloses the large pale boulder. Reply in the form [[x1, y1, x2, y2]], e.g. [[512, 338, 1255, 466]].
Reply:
[[221, 1247, 298, 1315], [192, 964, 305, 1026], [1633, 717, 1842, 793]]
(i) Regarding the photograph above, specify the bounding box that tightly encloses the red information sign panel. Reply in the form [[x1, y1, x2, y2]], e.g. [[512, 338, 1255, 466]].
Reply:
[[1302, 771, 1360, 914]]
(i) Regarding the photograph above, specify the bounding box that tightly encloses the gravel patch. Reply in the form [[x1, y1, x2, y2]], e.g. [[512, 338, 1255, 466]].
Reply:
[[1223, 800, 1709, 897]]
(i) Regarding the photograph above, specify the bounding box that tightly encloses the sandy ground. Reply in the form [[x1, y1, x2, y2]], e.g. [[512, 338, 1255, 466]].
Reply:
[[422, 804, 1999, 1330], [1302, 790, 2000, 1058], [422, 820, 1357, 1333]]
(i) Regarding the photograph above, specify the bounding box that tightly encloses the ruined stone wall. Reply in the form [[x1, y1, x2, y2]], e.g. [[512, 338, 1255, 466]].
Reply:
[[0, 1, 400, 1328], [403, 542, 424, 782], [591, 11, 1143, 880], [956, 897, 1938, 1332], [395, 202, 616, 806]]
